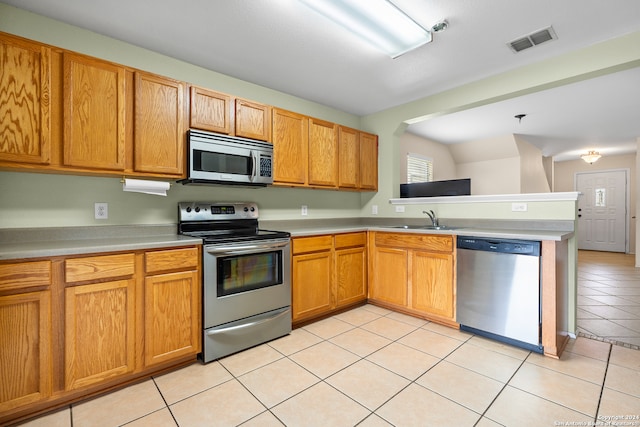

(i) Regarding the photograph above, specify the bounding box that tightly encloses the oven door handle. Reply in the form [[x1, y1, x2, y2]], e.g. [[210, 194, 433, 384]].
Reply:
[[205, 240, 289, 255], [206, 307, 290, 335]]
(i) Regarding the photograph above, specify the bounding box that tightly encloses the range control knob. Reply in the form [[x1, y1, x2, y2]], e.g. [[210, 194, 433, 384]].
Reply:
[[195, 207, 200, 213], [244, 207, 249, 212], [185, 207, 192, 213], [250, 207, 255, 212]]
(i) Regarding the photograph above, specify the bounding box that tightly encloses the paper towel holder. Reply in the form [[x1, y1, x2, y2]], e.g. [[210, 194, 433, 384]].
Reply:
[[120, 176, 173, 186]]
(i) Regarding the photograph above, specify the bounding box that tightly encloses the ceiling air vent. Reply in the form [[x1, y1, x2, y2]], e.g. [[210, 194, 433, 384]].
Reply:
[[508, 26, 557, 53]]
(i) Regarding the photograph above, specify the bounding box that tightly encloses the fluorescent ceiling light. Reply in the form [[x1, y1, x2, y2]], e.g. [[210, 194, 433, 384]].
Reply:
[[300, 0, 432, 58]]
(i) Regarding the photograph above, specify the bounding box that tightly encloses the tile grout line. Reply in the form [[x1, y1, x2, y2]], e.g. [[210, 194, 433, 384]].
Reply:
[[591, 343, 613, 426], [471, 349, 531, 426]]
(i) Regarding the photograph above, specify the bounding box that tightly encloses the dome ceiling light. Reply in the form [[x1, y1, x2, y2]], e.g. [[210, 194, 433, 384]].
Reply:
[[581, 150, 602, 164]]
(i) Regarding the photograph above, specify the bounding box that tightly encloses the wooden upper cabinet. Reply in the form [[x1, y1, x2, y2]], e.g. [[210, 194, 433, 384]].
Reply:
[[308, 118, 338, 187], [134, 71, 186, 176], [63, 52, 126, 171], [338, 126, 359, 189], [189, 85, 231, 134], [0, 34, 51, 165], [235, 98, 270, 141], [359, 132, 378, 190], [272, 108, 308, 185]]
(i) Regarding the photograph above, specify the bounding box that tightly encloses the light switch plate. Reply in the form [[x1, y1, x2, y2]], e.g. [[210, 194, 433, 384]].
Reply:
[[301, 205, 308, 216], [372, 205, 378, 215]]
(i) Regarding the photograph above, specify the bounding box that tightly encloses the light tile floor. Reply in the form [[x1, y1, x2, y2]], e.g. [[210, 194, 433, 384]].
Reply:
[[577, 250, 640, 348], [17, 304, 640, 427]]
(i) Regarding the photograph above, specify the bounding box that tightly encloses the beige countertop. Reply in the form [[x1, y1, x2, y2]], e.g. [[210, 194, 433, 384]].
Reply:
[[0, 220, 574, 261], [0, 234, 202, 261], [0, 225, 202, 261], [284, 224, 573, 242]]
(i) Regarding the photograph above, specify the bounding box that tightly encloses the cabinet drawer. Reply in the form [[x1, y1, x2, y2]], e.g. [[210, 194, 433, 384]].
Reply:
[[145, 247, 199, 274], [375, 232, 453, 252], [65, 253, 135, 283], [292, 235, 333, 255], [0, 260, 52, 292], [334, 232, 366, 249]]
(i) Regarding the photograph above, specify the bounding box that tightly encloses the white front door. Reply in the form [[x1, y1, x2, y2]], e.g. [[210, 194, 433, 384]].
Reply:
[[576, 170, 628, 252]]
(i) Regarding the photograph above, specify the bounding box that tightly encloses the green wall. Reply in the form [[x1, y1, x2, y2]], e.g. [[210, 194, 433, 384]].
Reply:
[[0, 3, 365, 227], [1, 3, 639, 229]]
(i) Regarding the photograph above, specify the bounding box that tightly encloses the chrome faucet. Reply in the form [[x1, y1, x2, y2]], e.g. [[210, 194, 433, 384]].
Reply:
[[423, 210, 439, 227]]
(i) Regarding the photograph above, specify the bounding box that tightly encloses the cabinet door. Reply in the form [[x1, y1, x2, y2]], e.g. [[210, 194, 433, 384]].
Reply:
[[145, 270, 200, 366], [335, 246, 367, 307], [338, 126, 359, 189], [0, 34, 51, 165], [189, 86, 231, 134], [411, 251, 454, 319], [359, 132, 378, 190], [64, 279, 136, 390], [292, 251, 332, 322], [308, 118, 338, 187], [370, 247, 407, 306], [134, 72, 186, 176], [0, 291, 51, 412], [272, 108, 308, 185], [63, 52, 126, 170], [235, 98, 270, 141]]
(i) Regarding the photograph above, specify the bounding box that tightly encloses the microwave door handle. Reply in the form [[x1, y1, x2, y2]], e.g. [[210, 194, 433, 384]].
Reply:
[[250, 151, 258, 182]]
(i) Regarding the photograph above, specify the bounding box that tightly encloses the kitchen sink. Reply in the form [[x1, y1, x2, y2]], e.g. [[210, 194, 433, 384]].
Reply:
[[389, 225, 461, 231]]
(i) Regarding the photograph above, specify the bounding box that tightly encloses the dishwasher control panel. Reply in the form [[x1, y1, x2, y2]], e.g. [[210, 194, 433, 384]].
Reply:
[[457, 236, 540, 256]]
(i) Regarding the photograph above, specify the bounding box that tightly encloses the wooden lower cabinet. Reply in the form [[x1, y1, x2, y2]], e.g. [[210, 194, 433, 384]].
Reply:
[[292, 235, 333, 322], [0, 259, 52, 414], [0, 290, 52, 412], [369, 232, 455, 324], [335, 245, 367, 308], [64, 279, 136, 390], [369, 247, 408, 306], [292, 232, 367, 324], [0, 245, 201, 425], [144, 269, 200, 366], [410, 251, 454, 319]]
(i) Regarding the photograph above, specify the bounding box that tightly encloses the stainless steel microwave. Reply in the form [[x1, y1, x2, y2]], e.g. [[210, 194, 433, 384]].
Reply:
[[179, 129, 273, 187]]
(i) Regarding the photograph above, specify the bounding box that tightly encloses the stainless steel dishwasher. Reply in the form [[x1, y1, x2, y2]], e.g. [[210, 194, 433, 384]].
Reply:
[[456, 236, 543, 353]]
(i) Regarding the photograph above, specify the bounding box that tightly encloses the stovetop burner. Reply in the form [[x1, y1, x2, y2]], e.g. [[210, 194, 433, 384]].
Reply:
[[178, 202, 290, 244]]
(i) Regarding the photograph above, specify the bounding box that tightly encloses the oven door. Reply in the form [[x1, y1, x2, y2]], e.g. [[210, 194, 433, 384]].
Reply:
[[203, 238, 291, 329]]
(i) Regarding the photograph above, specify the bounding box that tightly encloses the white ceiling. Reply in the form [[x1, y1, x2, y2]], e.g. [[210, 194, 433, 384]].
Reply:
[[5, 0, 640, 161]]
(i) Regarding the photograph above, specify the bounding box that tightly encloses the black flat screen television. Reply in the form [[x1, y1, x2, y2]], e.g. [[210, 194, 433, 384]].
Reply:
[[400, 179, 471, 198]]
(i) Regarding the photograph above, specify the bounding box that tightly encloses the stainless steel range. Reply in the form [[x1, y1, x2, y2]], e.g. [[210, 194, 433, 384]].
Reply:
[[178, 202, 291, 363]]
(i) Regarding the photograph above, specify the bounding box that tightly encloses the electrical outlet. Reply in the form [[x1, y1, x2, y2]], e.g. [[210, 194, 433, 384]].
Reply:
[[301, 205, 308, 216], [95, 203, 108, 219], [395, 205, 405, 213], [371, 204, 378, 215], [512, 203, 528, 212]]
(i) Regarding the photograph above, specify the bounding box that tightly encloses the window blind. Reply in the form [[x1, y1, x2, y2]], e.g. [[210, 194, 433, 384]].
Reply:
[[407, 153, 433, 183]]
